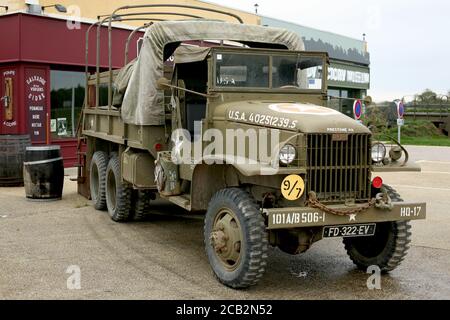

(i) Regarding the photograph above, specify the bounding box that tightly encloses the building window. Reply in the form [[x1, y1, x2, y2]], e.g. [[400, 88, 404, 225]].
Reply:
[[327, 88, 360, 117], [50, 70, 85, 139]]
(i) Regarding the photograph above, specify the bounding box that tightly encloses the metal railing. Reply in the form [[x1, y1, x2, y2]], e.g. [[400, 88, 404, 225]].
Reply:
[[83, 4, 244, 109]]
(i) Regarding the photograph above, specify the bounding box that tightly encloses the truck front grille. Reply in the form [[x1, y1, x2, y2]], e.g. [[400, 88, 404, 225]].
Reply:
[[306, 133, 371, 202]]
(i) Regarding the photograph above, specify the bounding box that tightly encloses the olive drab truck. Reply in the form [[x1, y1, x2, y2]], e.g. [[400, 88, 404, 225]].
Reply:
[[76, 5, 426, 289]]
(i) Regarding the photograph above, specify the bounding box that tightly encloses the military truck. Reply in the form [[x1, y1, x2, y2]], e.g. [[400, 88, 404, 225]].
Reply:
[[77, 12, 426, 289]]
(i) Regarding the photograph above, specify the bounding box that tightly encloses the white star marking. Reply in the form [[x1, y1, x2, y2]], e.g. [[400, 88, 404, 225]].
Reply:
[[349, 214, 357, 222]]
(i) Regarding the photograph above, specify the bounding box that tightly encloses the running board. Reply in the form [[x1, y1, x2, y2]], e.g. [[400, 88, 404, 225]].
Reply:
[[164, 195, 191, 211]]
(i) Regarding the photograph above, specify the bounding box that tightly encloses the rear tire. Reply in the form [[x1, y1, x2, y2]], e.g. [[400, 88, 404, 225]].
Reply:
[[89, 151, 108, 210], [132, 190, 152, 221], [105, 155, 132, 222], [204, 188, 268, 289], [343, 185, 412, 272]]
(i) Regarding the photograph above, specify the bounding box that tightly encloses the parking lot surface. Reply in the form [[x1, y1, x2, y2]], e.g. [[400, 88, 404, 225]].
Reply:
[[0, 146, 449, 300]]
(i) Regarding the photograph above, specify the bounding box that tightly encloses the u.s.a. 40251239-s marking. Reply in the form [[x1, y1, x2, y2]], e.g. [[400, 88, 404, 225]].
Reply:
[[228, 110, 298, 129]]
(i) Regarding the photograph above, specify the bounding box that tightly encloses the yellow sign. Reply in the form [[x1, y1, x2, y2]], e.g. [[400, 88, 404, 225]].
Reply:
[[281, 175, 305, 201]]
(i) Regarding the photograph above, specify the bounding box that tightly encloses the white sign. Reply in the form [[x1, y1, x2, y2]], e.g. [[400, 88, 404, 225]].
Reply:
[[57, 118, 67, 136], [397, 119, 405, 126], [50, 119, 57, 132], [328, 67, 370, 84]]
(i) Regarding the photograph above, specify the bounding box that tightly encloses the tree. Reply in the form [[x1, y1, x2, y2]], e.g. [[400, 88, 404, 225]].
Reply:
[[417, 89, 438, 103]]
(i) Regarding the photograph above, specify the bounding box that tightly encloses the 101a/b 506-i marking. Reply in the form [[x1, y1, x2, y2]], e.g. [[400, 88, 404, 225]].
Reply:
[[272, 212, 326, 225]]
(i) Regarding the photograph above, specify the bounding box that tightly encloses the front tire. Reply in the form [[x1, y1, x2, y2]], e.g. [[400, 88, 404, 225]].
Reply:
[[204, 188, 268, 289], [105, 155, 132, 222], [343, 185, 412, 272]]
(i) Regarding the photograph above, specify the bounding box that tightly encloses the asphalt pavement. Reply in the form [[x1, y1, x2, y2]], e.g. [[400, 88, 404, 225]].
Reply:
[[0, 145, 449, 300]]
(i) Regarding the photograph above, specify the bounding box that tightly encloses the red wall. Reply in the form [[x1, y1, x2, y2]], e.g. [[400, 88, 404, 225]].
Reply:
[[0, 13, 144, 167], [0, 15, 21, 63], [0, 13, 143, 68]]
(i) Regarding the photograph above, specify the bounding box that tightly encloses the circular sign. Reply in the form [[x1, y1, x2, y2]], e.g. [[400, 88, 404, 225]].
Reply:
[[269, 103, 339, 115], [281, 175, 305, 201], [395, 100, 405, 119], [353, 99, 363, 120]]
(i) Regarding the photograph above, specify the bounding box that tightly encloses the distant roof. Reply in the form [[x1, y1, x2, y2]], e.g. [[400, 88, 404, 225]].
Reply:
[[261, 16, 370, 65]]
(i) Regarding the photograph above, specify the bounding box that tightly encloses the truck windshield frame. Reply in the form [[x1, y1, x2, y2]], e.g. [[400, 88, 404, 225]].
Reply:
[[211, 48, 328, 94]]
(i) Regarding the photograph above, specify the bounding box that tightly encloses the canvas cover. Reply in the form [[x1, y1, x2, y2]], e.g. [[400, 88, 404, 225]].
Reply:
[[113, 58, 136, 106], [120, 20, 305, 125], [173, 46, 211, 64]]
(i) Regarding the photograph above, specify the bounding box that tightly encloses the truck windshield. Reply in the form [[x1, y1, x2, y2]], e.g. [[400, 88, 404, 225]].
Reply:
[[215, 52, 324, 90]]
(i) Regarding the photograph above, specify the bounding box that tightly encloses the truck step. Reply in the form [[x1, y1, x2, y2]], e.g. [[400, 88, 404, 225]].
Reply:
[[165, 195, 191, 211]]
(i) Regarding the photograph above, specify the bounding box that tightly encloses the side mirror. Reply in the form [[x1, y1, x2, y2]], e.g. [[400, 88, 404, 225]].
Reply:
[[156, 77, 171, 90]]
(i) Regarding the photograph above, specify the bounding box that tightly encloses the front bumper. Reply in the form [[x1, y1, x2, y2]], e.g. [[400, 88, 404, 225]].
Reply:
[[264, 202, 426, 230]]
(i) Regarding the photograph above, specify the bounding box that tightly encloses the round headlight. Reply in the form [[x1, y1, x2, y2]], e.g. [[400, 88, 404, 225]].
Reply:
[[371, 143, 386, 163], [279, 144, 296, 165]]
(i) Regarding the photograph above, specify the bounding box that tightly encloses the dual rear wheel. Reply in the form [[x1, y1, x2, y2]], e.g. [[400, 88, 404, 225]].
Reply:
[[89, 151, 151, 222]]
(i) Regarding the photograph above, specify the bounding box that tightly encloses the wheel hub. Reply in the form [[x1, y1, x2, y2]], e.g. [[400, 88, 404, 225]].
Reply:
[[210, 209, 242, 270]]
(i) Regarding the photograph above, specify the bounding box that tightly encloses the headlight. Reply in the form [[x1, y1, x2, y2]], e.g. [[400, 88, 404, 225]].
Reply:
[[279, 144, 296, 166], [371, 143, 386, 163]]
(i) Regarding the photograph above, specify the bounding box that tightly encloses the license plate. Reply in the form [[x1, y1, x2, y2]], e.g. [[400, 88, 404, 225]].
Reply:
[[323, 224, 376, 238]]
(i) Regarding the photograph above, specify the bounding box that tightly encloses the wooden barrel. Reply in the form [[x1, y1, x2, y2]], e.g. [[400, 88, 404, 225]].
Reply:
[[0, 135, 31, 187], [23, 145, 64, 201]]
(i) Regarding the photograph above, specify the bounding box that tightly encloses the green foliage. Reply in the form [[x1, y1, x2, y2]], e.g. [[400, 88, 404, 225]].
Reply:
[[364, 105, 388, 134], [413, 89, 449, 104], [417, 89, 438, 103], [386, 120, 441, 137], [399, 136, 450, 147]]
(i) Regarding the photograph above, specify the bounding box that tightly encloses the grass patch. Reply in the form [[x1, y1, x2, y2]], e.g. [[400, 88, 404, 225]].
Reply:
[[384, 120, 442, 137], [398, 136, 450, 147], [370, 119, 449, 146]]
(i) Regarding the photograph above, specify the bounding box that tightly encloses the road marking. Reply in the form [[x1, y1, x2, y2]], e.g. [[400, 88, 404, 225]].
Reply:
[[393, 184, 450, 192]]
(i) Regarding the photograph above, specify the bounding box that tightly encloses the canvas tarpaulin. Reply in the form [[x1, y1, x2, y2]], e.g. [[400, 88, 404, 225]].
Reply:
[[120, 20, 305, 125]]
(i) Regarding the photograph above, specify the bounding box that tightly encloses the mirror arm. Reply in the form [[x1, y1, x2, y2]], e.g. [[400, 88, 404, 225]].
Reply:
[[159, 83, 218, 99]]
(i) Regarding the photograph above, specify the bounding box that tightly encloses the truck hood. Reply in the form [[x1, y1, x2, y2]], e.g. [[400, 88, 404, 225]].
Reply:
[[218, 101, 370, 134]]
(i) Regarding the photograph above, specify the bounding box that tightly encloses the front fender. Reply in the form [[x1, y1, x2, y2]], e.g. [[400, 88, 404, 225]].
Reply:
[[201, 154, 306, 176]]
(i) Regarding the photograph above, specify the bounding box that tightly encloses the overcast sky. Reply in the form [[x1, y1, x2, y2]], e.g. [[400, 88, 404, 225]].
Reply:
[[208, 0, 449, 101]]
